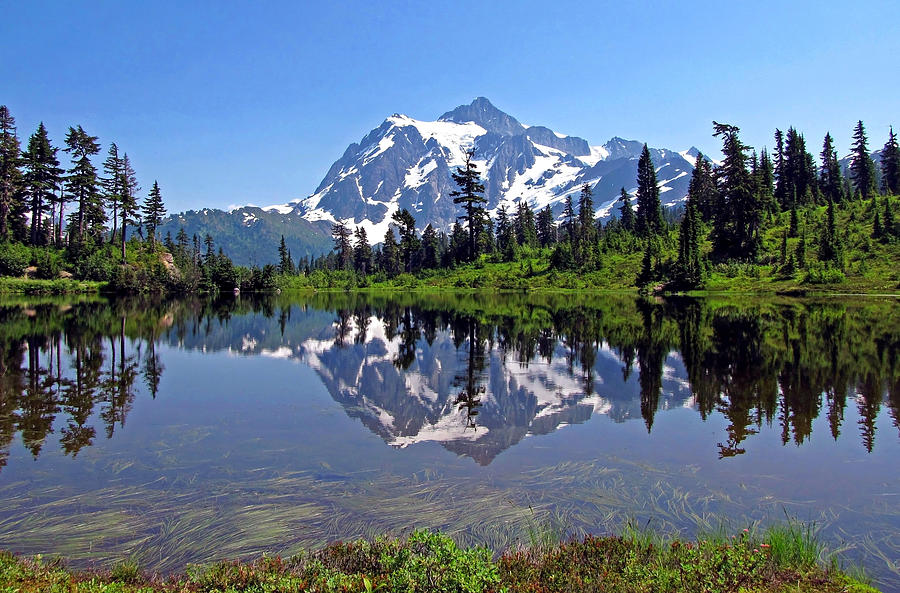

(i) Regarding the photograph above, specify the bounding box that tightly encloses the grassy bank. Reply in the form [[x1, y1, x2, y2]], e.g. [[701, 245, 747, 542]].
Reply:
[[0, 527, 878, 592], [0, 276, 105, 295]]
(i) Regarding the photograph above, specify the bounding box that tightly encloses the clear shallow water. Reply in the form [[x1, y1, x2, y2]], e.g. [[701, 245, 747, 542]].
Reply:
[[0, 292, 897, 589]]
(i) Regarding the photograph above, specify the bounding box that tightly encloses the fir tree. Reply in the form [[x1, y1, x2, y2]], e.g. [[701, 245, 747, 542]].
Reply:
[[850, 120, 878, 199], [449, 149, 486, 262], [513, 199, 537, 248], [380, 227, 400, 276], [561, 193, 577, 244], [757, 148, 776, 214], [142, 180, 166, 247], [353, 227, 372, 275], [118, 154, 141, 263], [635, 144, 663, 236], [881, 126, 900, 195], [711, 121, 760, 260], [0, 106, 23, 241], [101, 143, 123, 245], [331, 221, 353, 270], [22, 123, 62, 245], [392, 208, 420, 272], [872, 209, 883, 239], [278, 235, 295, 274], [883, 197, 896, 238], [63, 125, 102, 242], [675, 197, 702, 287], [819, 133, 843, 203], [535, 205, 556, 247], [818, 198, 842, 265], [618, 187, 635, 231], [688, 152, 718, 222], [773, 128, 786, 207], [495, 204, 516, 261], [421, 224, 439, 269]]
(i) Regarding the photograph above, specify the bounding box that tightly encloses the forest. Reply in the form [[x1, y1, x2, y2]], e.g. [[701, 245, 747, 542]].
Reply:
[[2, 104, 898, 294]]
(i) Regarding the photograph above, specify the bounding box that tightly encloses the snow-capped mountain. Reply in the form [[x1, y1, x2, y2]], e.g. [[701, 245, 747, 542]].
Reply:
[[159, 98, 700, 261], [271, 97, 698, 241]]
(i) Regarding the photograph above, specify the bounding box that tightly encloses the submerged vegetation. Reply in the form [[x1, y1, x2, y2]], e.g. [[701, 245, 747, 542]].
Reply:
[[0, 526, 878, 592]]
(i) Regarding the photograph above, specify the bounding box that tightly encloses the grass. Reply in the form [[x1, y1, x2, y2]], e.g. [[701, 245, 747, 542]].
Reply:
[[0, 276, 105, 294], [0, 526, 879, 592]]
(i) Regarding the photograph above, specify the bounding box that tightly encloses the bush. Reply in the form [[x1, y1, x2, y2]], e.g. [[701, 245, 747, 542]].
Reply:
[[804, 264, 846, 285], [0, 242, 30, 276], [34, 250, 62, 279]]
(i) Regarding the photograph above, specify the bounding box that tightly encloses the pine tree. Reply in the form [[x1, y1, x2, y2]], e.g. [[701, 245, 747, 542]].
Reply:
[[513, 200, 537, 248], [561, 193, 577, 244], [278, 235, 295, 274], [819, 133, 843, 203], [449, 149, 487, 262], [635, 144, 663, 236], [688, 152, 718, 222], [22, 123, 62, 245], [711, 121, 760, 260], [636, 239, 655, 285], [143, 180, 166, 247], [380, 227, 400, 276], [850, 120, 878, 199], [421, 224, 439, 269], [618, 187, 635, 231], [101, 143, 123, 245], [757, 148, 776, 214], [391, 208, 420, 272], [0, 106, 23, 241], [118, 153, 140, 263], [883, 197, 896, 238], [536, 205, 556, 247], [675, 197, 702, 287], [63, 125, 102, 243], [353, 227, 372, 275], [881, 126, 900, 195], [495, 204, 516, 261], [577, 183, 596, 264], [331, 221, 353, 270], [818, 198, 842, 265]]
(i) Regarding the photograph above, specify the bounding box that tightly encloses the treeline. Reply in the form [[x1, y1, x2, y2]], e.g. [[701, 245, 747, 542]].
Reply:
[[302, 119, 899, 290], [0, 104, 278, 293]]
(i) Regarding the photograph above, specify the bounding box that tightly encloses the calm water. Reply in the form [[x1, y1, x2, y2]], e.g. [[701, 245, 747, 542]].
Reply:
[[0, 292, 898, 589]]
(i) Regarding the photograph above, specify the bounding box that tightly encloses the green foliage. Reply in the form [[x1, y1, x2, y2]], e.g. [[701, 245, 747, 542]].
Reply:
[[0, 242, 30, 276]]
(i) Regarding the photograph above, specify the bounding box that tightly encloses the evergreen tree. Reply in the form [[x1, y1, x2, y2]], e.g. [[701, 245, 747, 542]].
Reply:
[[449, 149, 487, 262], [101, 143, 123, 245], [142, 180, 166, 247], [774, 128, 787, 207], [789, 203, 799, 237], [391, 208, 420, 272], [883, 197, 896, 238], [618, 187, 635, 231], [675, 196, 702, 287], [448, 221, 468, 265], [881, 126, 900, 195], [331, 221, 353, 270], [577, 183, 596, 256], [353, 227, 372, 275], [818, 198, 842, 265], [850, 120, 878, 199], [421, 224, 440, 269], [380, 228, 400, 276], [63, 125, 102, 242], [536, 205, 557, 247], [688, 152, 718, 222], [561, 193, 577, 244], [22, 123, 62, 245], [872, 209, 883, 240], [495, 204, 516, 261], [513, 199, 537, 247], [636, 239, 656, 285], [118, 154, 140, 263], [711, 121, 760, 260], [0, 106, 23, 241], [819, 133, 844, 203], [278, 235, 295, 274], [635, 144, 664, 236], [781, 128, 818, 205]]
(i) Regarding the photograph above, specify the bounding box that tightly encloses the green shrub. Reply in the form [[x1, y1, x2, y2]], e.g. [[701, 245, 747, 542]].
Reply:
[[34, 250, 61, 279], [0, 242, 30, 276]]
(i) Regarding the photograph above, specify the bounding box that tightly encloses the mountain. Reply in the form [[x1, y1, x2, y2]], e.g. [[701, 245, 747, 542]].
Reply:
[[297, 97, 697, 241], [160, 98, 700, 264]]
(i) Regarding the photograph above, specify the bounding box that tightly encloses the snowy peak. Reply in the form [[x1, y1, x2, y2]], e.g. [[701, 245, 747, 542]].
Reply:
[[438, 96, 524, 137], [291, 98, 697, 242]]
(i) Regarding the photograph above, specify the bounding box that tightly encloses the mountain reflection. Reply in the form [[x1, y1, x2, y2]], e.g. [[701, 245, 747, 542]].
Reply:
[[0, 293, 898, 468]]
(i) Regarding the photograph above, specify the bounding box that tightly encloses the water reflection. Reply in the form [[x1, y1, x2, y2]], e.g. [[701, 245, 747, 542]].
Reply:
[[0, 293, 897, 470]]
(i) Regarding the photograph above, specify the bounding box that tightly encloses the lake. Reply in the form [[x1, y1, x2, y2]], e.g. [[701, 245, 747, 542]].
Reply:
[[0, 292, 897, 590]]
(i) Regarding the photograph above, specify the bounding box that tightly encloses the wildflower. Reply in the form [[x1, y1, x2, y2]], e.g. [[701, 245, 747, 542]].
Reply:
[[743, 528, 749, 533], [760, 544, 770, 549]]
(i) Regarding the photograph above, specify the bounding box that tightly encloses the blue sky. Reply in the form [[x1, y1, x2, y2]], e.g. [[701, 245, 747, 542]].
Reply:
[[3, 0, 898, 213]]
